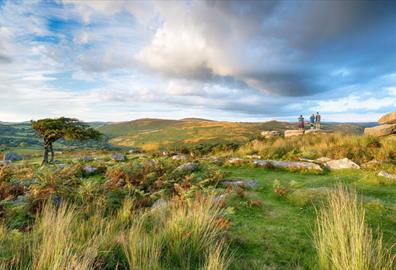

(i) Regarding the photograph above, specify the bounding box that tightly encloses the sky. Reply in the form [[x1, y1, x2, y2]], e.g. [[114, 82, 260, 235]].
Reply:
[[1, 0, 396, 123]]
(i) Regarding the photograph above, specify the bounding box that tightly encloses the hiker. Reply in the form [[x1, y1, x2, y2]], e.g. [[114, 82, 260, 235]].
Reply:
[[315, 112, 321, 130], [309, 114, 315, 129], [298, 115, 304, 131]]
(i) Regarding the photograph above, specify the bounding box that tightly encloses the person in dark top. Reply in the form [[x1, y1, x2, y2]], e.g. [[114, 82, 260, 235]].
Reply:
[[315, 112, 321, 129], [298, 115, 304, 131], [310, 114, 315, 129]]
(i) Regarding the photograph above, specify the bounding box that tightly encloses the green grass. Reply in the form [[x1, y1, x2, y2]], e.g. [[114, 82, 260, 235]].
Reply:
[[219, 167, 396, 269]]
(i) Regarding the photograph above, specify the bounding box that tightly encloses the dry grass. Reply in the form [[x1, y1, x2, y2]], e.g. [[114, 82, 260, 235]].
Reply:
[[314, 186, 395, 270], [238, 133, 396, 164]]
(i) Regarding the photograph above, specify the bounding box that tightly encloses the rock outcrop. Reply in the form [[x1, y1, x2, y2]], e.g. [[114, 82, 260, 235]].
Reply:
[[365, 111, 396, 137], [284, 130, 304, 137], [223, 179, 258, 189], [174, 162, 198, 173], [364, 124, 396, 137], [378, 112, 396, 125], [261, 131, 281, 139], [324, 158, 360, 170]]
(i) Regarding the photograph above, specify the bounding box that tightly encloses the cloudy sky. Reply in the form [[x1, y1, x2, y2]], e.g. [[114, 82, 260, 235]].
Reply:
[[1, 0, 396, 122]]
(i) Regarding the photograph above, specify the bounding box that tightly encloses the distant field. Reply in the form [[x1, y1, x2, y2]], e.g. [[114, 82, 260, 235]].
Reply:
[[98, 118, 367, 151]]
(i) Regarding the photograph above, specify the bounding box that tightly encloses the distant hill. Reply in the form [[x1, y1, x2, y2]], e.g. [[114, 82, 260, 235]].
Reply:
[[98, 118, 366, 151]]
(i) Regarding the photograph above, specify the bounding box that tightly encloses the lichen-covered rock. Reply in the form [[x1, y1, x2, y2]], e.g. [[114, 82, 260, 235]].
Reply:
[[364, 124, 396, 137], [378, 171, 396, 180], [254, 160, 322, 171], [112, 153, 126, 161], [378, 112, 396, 124], [174, 162, 198, 173], [325, 158, 360, 170], [3, 152, 23, 162], [284, 130, 304, 137], [223, 179, 258, 189], [83, 166, 98, 174]]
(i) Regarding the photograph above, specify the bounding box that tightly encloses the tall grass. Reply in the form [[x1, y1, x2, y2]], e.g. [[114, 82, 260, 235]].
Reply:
[[238, 133, 396, 163], [314, 186, 395, 270]]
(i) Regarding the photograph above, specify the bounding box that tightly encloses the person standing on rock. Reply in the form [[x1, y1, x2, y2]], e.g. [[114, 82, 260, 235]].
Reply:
[[315, 112, 321, 130], [310, 114, 315, 129], [298, 115, 305, 131]]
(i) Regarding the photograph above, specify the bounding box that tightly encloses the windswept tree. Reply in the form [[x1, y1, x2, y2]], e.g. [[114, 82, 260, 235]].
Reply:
[[32, 117, 102, 164]]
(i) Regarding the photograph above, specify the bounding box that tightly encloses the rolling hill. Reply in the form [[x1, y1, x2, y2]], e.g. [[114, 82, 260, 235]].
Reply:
[[98, 118, 367, 151]]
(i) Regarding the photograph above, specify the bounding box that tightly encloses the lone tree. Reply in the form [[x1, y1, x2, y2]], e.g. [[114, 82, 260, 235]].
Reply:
[[32, 117, 102, 164]]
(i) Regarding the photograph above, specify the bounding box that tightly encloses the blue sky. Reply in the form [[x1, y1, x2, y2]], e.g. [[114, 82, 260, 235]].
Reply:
[[1, 0, 396, 122]]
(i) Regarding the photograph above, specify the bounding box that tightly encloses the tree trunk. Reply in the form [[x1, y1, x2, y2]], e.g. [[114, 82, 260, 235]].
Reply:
[[42, 142, 49, 165], [49, 142, 55, 163]]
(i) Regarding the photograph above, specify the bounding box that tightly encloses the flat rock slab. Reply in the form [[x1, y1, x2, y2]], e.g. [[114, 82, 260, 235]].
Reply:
[[378, 171, 396, 179], [284, 130, 304, 137], [325, 158, 360, 170], [254, 159, 322, 171], [315, 157, 332, 163], [378, 112, 396, 124], [223, 179, 258, 189], [364, 124, 396, 137]]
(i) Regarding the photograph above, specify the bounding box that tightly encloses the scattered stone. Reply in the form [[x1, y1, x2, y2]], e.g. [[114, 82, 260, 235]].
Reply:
[[246, 154, 261, 159], [172, 155, 188, 161], [82, 156, 94, 161], [223, 179, 258, 189], [284, 130, 304, 137], [361, 160, 381, 168], [174, 162, 198, 173], [325, 158, 360, 170], [83, 166, 98, 174], [58, 163, 67, 169], [378, 111, 396, 125], [3, 152, 23, 162], [128, 148, 140, 154], [254, 160, 322, 171], [261, 130, 281, 139], [112, 153, 126, 161], [364, 124, 396, 137], [151, 199, 168, 210], [378, 171, 396, 180]]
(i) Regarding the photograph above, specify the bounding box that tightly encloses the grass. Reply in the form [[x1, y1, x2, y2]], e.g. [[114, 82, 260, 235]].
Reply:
[[237, 133, 396, 164], [314, 185, 395, 270], [219, 166, 396, 269]]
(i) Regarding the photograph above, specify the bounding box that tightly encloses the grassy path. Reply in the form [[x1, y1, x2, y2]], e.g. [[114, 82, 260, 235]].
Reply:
[[220, 167, 396, 269]]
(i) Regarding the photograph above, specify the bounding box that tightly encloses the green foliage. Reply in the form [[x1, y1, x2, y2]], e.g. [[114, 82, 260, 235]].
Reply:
[[32, 117, 102, 143]]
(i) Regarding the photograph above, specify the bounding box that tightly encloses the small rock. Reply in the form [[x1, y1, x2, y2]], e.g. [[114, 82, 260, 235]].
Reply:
[[284, 130, 304, 137], [378, 171, 396, 179], [172, 155, 187, 161], [151, 199, 168, 210], [174, 162, 198, 173], [261, 131, 281, 139], [223, 179, 258, 189], [82, 156, 94, 161], [3, 152, 23, 162], [83, 166, 98, 174], [112, 153, 126, 161], [325, 158, 360, 170], [0, 160, 11, 166], [58, 163, 67, 169], [128, 148, 140, 154], [254, 160, 322, 171]]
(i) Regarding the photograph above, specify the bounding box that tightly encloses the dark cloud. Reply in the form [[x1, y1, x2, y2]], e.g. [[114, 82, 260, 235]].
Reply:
[[0, 54, 11, 64]]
